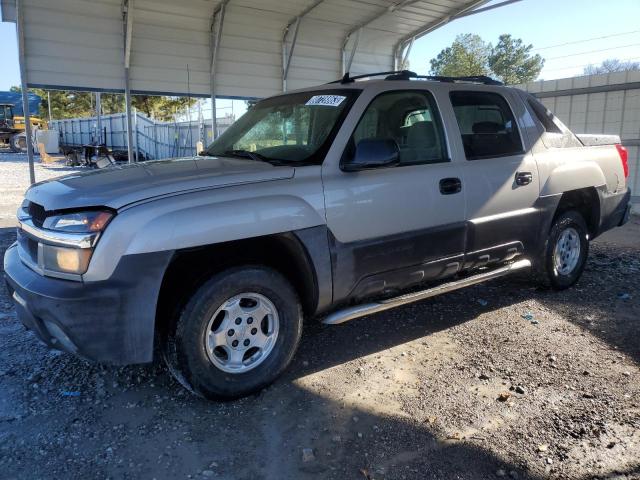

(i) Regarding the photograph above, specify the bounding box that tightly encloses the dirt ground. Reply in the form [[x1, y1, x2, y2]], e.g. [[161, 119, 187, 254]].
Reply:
[[0, 151, 638, 479]]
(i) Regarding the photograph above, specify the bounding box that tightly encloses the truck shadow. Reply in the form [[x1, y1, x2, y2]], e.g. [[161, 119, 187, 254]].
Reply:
[[296, 257, 639, 380]]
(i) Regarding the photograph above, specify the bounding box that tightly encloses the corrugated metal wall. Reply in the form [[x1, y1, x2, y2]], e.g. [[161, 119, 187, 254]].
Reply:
[[520, 71, 640, 198], [50, 112, 235, 159]]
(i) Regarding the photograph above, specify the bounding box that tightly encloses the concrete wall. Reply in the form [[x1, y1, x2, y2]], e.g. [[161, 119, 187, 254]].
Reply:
[[520, 71, 640, 199]]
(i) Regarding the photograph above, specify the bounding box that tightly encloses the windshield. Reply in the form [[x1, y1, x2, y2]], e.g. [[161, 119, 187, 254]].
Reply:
[[205, 89, 360, 165]]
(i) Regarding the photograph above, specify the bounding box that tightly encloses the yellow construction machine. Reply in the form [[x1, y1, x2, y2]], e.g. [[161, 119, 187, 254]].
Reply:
[[0, 103, 48, 152]]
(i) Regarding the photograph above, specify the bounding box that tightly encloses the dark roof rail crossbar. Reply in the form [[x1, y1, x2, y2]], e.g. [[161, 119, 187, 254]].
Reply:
[[329, 70, 409, 84], [386, 72, 503, 85], [329, 70, 503, 86]]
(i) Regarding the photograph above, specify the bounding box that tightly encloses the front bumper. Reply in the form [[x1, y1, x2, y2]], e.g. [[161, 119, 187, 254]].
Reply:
[[4, 243, 173, 364]]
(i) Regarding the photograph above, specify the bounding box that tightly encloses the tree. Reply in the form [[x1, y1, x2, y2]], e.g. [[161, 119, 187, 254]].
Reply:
[[129, 95, 196, 120], [583, 58, 640, 75], [429, 34, 491, 77], [10, 87, 196, 121], [429, 33, 544, 84], [487, 34, 544, 85]]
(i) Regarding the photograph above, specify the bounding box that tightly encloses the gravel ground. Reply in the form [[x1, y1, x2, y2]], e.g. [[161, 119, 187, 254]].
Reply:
[[0, 149, 83, 227], [0, 148, 638, 479]]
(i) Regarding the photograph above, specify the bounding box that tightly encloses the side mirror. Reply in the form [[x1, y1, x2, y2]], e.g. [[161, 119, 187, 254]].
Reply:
[[342, 138, 400, 172]]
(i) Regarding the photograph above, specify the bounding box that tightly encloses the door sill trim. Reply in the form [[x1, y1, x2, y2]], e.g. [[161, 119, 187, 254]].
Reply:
[[322, 258, 532, 325]]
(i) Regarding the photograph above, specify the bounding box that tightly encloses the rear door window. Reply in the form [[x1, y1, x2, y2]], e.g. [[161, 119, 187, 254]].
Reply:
[[450, 91, 523, 160]]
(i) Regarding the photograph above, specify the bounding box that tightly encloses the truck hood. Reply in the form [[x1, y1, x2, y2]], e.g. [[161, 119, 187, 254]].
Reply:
[[26, 156, 295, 211]]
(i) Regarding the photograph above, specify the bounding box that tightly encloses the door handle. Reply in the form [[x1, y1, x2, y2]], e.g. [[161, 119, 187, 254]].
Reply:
[[439, 177, 462, 195], [515, 171, 533, 186]]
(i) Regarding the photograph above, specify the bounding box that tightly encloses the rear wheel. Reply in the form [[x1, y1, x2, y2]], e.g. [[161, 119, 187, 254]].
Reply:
[[162, 266, 303, 400], [536, 210, 589, 290]]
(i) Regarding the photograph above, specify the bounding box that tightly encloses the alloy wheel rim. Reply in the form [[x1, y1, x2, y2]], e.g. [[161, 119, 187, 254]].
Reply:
[[553, 227, 581, 276], [204, 292, 279, 373]]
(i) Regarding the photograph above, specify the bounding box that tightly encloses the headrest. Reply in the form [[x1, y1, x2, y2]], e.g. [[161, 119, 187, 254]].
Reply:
[[406, 121, 436, 148], [472, 121, 503, 134]]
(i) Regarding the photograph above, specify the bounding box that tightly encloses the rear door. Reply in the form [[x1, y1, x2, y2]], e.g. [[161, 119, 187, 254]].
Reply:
[[322, 87, 466, 303], [447, 89, 540, 267]]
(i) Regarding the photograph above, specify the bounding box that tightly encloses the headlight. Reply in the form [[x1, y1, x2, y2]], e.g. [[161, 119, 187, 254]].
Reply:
[[18, 209, 115, 278], [42, 245, 93, 274], [43, 210, 113, 233]]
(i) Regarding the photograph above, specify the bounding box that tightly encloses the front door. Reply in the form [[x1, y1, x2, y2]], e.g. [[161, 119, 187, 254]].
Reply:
[[322, 89, 466, 303], [447, 89, 540, 267]]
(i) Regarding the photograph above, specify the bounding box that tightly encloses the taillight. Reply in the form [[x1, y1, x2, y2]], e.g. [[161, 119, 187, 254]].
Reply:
[[615, 144, 629, 178]]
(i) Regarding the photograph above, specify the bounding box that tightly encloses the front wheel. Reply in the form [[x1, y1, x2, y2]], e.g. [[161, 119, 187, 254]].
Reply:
[[536, 210, 589, 290], [163, 266, 303, 400]]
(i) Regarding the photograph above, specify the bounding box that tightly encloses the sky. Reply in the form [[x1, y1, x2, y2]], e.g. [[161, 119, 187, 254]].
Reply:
[[1, 0, 639, 117], [406, 0, 640, 80]]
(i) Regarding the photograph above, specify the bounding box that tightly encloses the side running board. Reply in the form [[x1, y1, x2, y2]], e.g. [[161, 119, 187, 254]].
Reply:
[[322, 258, 532, 325]]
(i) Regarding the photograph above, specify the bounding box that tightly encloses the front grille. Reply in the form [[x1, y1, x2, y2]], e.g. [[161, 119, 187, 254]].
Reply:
[[27, 202, 47, 227], [16, 229, 38, 268], [25, 236, 38, 259]]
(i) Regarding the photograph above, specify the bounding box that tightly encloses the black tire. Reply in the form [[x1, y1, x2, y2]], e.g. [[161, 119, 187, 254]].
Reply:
[[9, 134, 27, 153], [162, 266, 303, 400], [535, 210, 589, 290]]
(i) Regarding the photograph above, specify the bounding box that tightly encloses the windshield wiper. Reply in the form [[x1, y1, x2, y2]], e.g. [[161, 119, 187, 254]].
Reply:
[[223, 149, 269, 162], [222, 149, 289, 166]]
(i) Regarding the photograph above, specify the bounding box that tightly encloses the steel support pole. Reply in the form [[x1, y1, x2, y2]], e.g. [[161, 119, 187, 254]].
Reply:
[[281, 17, 300, 92], [281, 0, 325, 92], [15, 0, 35, 184], [153, 123, 158, 159], [47, 91, 52, 122], [124, 70, 134, 162], [210, 2, 227, 141], [95, 92, 102, 144], [123, 0, 135, 162], [342, 28, 361, 75], [133, 107, 139, 160], [399, 36, 414, 71], [210, 92, 217, 142]]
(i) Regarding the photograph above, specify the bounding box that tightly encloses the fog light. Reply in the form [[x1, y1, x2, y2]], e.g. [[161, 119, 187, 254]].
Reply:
[[42, 245, 92, 274], [57, 249, 80, 271]]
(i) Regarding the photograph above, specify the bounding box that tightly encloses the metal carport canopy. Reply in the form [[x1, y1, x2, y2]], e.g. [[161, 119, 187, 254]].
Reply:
[[1, 0, 519, 98], [1, 0, 520, 184]]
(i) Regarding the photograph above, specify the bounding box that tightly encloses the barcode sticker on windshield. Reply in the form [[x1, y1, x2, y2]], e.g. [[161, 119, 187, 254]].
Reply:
[[306, 95, 346, 107]]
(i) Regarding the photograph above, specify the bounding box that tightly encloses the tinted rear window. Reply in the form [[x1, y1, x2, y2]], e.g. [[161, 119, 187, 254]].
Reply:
[[450, 91, 523, 160]]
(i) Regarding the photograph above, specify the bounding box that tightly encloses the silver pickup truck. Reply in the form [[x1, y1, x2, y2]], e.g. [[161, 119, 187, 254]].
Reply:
[[4, 71, 631, 399]]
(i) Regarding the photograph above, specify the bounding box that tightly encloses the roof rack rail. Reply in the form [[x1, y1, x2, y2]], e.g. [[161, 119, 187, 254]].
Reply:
[[328, 70, 407, 84], [329, 70, 503, 86]]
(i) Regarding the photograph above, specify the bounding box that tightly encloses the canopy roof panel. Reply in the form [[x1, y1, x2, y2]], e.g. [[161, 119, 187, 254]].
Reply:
[[1, 0, 509, 99]]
